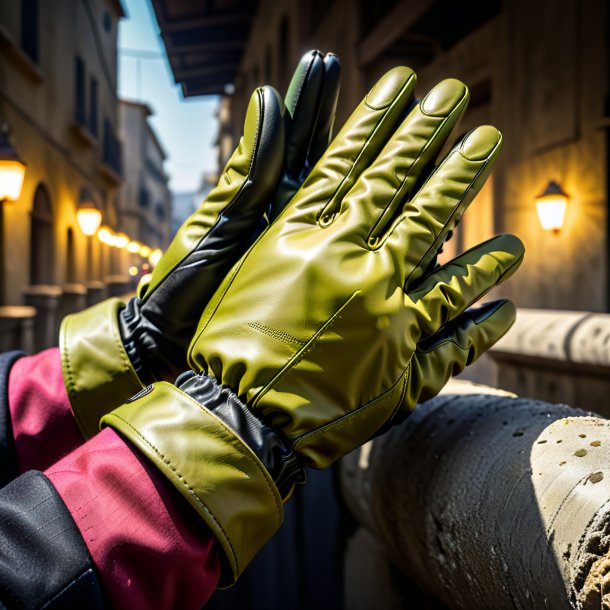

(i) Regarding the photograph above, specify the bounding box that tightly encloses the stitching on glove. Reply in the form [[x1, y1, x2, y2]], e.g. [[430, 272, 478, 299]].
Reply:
[[252, 291, 361, 408], [247, 323, 306, 347], [62, 316, 77, 404], [293, 367, 409, 451], [366, 106, 462, 247], [401, 146, 501, 286]]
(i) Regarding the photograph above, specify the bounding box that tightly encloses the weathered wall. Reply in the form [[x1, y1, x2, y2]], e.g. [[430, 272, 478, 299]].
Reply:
[[224, 0, 609, 318], [0, 0, 125, 303]]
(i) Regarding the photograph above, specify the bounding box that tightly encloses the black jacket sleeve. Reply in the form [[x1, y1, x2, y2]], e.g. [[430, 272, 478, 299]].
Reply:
[[0, 351, 25, 488], [0, 470, 107, 610]]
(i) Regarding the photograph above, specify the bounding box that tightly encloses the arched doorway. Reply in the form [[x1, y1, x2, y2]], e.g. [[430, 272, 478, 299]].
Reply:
[[30, 183, 54, 285], [66, 226, 76, 283]]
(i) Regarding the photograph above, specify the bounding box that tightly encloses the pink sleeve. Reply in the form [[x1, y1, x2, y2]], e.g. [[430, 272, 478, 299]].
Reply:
[[8, 348, 83, 473], [45, 426, 221, 610]]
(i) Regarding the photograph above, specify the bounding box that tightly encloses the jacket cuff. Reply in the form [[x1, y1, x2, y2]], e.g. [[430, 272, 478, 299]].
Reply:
[[0, 470, 106, 610], [0, 350, 25, 487], [102, 382, 284, 586], [60, 298, 144, 438]]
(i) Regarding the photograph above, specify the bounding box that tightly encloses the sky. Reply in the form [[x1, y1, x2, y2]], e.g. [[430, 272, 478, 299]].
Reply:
[[117, 0, 219, 193]]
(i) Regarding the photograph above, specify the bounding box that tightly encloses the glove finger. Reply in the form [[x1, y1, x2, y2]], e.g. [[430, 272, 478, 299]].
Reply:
[[283, 50, 326, 179], [278, 66, 417, 225], [391, 125, 502, 286], [405, 233, 524, 340], [409, 299, 516, 405], [139, 86, 285, 303], [341, 78, 469, 246], [306, 52, 341, 167]]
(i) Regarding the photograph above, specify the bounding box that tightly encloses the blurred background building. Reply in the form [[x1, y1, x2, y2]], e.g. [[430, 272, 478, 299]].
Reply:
[[119, 99, 171, 249], [0, 0, 171, 351]]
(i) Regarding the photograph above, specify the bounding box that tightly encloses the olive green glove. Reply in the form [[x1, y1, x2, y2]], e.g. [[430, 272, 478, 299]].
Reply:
[[103, 68, 524, 583], [61, 51, 340, 438]]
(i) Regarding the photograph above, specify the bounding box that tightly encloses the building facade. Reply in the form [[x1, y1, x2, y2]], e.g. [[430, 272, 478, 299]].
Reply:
[[221, 0, 609, 314], [0, 0, 173, 350], [119, 100, 171, 257], [0, 0, 127, 305]]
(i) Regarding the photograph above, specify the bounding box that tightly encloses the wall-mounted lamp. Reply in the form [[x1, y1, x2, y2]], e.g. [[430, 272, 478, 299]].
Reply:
[[76, 191, 103, 236], [97, 225, 114, 245], [115, 232, 129, 249], [138, 244, 152, 258], [0, 123, 27, 203], [148, 248, 162, 266], [535, 180, 569, 233]]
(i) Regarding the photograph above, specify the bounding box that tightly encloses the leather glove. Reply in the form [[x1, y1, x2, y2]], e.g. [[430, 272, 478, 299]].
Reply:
[[103, 67, 524, 584], [60, 50, 341, 438]]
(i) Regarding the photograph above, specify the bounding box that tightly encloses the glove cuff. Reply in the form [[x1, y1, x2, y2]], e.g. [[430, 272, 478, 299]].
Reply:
[[101, 382, 284, 586], [177, 371, 305, 500], [60, 298, 144, 439]]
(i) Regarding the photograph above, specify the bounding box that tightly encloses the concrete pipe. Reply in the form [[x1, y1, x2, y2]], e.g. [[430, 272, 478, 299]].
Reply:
[[340, 383, 610, 609]]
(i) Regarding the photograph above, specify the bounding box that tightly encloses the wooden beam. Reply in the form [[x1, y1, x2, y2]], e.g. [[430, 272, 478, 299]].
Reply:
[[157, 12, 252, 33], [164, 38, 246, 54], [173, 63, 239, 81], [358, 0, 435, 67]]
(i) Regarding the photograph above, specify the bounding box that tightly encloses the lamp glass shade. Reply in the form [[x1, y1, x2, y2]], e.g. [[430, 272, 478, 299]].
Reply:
[[97, 225, 114, 245], [115, 232, 129, 249], [148, 248, 163, 266], [77, 206, 102, 236], [0, 159, 26, 202], [536, 197, 567, 231], [139, 245, 152, 258], [127, 240, 141, 253], [535, 181, 569, 232]]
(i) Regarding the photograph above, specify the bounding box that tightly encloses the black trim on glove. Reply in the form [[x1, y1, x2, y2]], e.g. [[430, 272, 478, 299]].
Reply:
[[0, 351, 25, 488], [177, 371, 306, 499], [0, 471, 107, 610]]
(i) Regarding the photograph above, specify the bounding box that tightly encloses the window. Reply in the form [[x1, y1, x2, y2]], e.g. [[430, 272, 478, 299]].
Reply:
[[89, 77, 98, 137], [74, 56, 86, 126], [103, 11, 112, 32], [155, 202, 166, 221], [21, 0, 39, 63], [278, 17, 290, 83], [264, 46, 273, 83], [138, 187, 150, 209], [66, 227, 77, 283], [30, 184, 54, 285], [102, 119, 123, 175]]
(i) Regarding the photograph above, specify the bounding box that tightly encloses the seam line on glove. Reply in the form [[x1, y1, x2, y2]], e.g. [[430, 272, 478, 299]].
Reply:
[[400, 145, 501, 284], [252, 291, 360, 408], [293, 367, 409, 449], [142, 90, 265, 304], [315, 72, 418, 224], [366, 106, 464, 246], [61, 317, 77, 402]]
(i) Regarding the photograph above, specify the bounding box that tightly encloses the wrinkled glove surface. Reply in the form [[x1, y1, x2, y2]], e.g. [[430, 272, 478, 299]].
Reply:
[[105, 67, 524, 583], [189, 69, 524, 468], [61, 51, 340, 438]]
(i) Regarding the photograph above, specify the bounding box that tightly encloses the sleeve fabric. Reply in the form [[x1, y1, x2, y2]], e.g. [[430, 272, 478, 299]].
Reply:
[[3, 349, 221, 609], [8, 348, 83, 474], [0, 469, 107, 610], [45, 427, 221, 610], [0, 350, 25, 487]]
